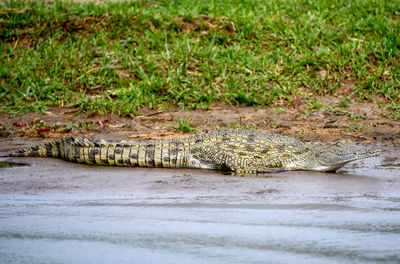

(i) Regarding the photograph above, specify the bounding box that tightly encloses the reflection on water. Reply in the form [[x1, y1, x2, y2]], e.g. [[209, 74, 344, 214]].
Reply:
[[1, 197, 399, 264], [0, 161, 29, 168]]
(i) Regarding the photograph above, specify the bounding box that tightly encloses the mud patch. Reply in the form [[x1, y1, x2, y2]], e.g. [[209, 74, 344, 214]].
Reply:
[[1, 102, 399, 145]]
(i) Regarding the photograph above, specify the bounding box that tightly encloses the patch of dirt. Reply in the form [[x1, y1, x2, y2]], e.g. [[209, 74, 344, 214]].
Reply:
[[168, 16, 236, 35], [1, 101, 399, 146]]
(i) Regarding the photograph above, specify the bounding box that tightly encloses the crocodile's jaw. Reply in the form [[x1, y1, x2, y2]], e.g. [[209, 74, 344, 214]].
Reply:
[[285, 160, 348, 172], [310, 161, 352, 172], [287, 154, 378, 172], [313, 147, 380, 172], [285, 143, 380, 172]]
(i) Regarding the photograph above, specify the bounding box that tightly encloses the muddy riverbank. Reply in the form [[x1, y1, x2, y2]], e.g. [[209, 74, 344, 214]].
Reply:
[[0, 138, 399, 198], [1, 101, 400, 143], [1, 100, 399, 264], [0, 136, 400, 263]]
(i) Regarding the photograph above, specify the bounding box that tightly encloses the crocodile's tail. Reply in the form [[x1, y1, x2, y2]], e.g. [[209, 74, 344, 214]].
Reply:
[[4, 138, 96, 163], [6, 140, 63, 158], [4, 137, 191, 168]]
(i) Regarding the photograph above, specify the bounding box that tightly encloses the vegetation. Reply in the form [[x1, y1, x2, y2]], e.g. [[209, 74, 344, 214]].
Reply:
[[0, 0, 399, 117], [229, 122, 257, 130], [1, 119, 109, 137], [175, 117, 198, 133]]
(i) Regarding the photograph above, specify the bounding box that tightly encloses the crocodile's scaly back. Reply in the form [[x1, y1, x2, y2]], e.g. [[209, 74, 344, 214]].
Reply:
[[5, 129, 380, 174]]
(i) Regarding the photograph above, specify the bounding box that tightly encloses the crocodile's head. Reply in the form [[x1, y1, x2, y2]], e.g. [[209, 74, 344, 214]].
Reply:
[[306, 142, 380, 172]]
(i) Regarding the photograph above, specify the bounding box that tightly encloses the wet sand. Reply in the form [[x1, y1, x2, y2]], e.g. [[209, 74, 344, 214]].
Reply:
[[1, 138, 400, 263]]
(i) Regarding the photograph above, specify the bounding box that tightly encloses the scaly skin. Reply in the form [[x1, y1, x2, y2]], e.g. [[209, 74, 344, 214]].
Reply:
[[5, 129, 380, 174]]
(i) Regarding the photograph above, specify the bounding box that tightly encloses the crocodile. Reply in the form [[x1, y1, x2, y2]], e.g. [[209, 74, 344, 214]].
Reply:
[[3, 129, 379, 174]]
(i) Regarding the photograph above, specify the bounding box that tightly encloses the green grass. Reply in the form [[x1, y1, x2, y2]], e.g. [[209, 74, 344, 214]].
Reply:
[[0, 0, 399, 116], [306, 98, 323, 112], [175, 117, 198, 133], [164, 117, 197, 133], [229, 122, 257, 130]]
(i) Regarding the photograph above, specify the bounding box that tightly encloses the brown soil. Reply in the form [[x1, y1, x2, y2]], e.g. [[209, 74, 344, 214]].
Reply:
[[1, 101, 399, 146]]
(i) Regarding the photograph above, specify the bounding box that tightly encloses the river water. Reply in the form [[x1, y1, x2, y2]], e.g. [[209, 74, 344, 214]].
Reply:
[[0, 142, 399, 263]]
